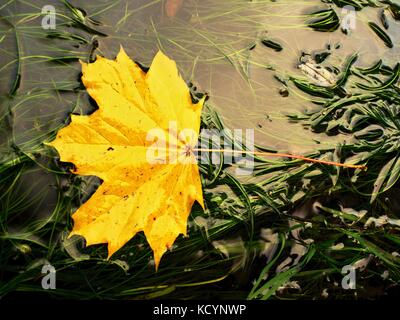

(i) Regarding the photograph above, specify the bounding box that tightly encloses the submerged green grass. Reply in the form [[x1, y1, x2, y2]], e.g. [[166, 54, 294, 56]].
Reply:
[[1, 0, 400, 300]]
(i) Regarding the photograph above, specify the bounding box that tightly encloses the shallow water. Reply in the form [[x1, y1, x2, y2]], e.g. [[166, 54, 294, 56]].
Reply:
[[1, 0, 400, 220], [2, 0, 400, 155], [1, 0, 400, 300]]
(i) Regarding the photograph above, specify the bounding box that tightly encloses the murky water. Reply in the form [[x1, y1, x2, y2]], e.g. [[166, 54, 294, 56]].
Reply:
[[2, 0, 400, 156], [2, 1, 400, 300], [1, 0, 400, 228]]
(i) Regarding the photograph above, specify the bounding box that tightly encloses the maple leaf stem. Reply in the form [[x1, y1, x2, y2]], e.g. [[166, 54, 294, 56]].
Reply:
[[192, 148, 367, 170]]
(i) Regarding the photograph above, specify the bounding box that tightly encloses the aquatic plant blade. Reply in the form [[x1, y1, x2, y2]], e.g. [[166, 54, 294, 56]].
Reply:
[[47, 47, 205, 268]]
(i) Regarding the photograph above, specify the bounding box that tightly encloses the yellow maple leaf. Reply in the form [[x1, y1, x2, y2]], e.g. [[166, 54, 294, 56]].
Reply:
[[47, 47, 205, 268]]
